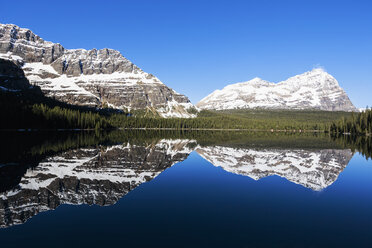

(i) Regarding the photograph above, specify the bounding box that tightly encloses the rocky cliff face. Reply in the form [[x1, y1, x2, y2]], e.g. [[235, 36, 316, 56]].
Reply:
[[0, 139, 195, 228], [196, 146, 353, 191], [197, 69, 356, 112], [0, 23, 195, 117]]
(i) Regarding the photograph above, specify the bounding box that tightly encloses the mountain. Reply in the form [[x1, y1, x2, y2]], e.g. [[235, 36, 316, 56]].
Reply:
[[197, 69, 356, 112], [0, 58, 33, 91], [0, 23, 196, 118], [0, 139, 195, 228], [196, 146, 353, 191]]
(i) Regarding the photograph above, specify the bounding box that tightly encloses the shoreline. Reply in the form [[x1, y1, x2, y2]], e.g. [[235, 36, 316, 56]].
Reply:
[[0, 127, 326, 132], [0, 128, 369, 136]]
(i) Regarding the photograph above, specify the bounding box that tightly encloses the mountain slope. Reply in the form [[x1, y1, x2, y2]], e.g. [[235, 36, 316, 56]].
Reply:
[[197, 69, 356, 112], [0, 23, 195, 118]]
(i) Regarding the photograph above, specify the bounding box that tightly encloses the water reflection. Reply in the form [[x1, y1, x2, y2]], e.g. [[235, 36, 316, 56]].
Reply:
[[0, 138, 195, 228], [0, 131, 369, 229], [196, 147, 353, 191]]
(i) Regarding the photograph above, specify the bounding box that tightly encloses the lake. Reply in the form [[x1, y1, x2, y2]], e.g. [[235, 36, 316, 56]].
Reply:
[[0, 130, 371, 248]]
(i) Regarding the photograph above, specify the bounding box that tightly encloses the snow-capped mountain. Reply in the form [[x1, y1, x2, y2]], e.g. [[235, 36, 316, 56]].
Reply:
[[196, 146, 353, 191], [197, 69, 356, 112], [0, 23, 196, 117], [0, 139, 195, 228]]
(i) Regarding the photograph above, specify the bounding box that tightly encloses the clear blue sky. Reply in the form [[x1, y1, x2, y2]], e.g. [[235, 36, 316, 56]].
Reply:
[[2, 0, 371, 107]]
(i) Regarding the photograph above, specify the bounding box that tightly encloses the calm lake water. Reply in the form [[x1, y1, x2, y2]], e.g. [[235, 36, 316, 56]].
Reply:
[[0, 131, 371, 248]]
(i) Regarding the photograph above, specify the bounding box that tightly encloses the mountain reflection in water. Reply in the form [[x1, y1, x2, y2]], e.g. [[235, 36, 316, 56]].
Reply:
[[197, 147, 352, 191], [0, 138, 195, 228], [0, 131, 369, 228]]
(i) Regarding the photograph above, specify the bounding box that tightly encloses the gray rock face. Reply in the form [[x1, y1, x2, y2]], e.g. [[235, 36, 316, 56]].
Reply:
[[197, 69, 357, 112], [0, 24, 64, 64], [0, 139, 195, 228], [51, 48, 137, 76], [0, 23, 195, 117], [196, 146, 354, 191]]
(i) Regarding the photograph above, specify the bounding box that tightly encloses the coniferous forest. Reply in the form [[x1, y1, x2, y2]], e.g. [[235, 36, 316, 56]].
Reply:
[[330, 109, 372, 135], [1, 86, 371, 137], [0, 87, 111, 129]]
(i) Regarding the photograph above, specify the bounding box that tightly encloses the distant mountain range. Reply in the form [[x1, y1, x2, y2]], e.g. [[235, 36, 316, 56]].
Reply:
[[197, 69, 357, 112], [0, 23, 358, 116]]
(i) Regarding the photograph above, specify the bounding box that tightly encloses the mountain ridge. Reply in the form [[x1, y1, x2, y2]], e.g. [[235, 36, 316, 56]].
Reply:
[[0, 23, 358, 116], [0, 23, 196, 118], [197, 68, 356, 112]]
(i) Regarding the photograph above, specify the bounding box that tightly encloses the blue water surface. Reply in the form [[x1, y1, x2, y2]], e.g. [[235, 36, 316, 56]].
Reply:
[[1, 150, 371, 248]]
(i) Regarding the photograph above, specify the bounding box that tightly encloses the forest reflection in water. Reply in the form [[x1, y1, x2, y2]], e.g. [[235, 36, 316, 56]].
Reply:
[[0, 130, 370, 229]]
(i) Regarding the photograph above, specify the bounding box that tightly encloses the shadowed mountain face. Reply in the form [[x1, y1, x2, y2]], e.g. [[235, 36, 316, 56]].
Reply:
[[196, 146, 353, 191], [0, 58, 31, 91], [0, 139, 195, 228]]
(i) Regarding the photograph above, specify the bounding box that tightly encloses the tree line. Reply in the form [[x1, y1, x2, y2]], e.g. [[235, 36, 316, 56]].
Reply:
[[107, 109, 348, 131], [0, 88, 111, 129], [330, 109, 372, 135], [1, 87, 365, 133]]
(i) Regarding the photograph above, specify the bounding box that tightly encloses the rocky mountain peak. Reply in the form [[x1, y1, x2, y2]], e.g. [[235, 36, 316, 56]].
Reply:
[[0, 23, 196, 117], [0, 23, 140, 76], [283, 68, 339, 88], [197, 69, 356, 112], [244, 77, 271, 86], [1, 23, 46, 44]]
